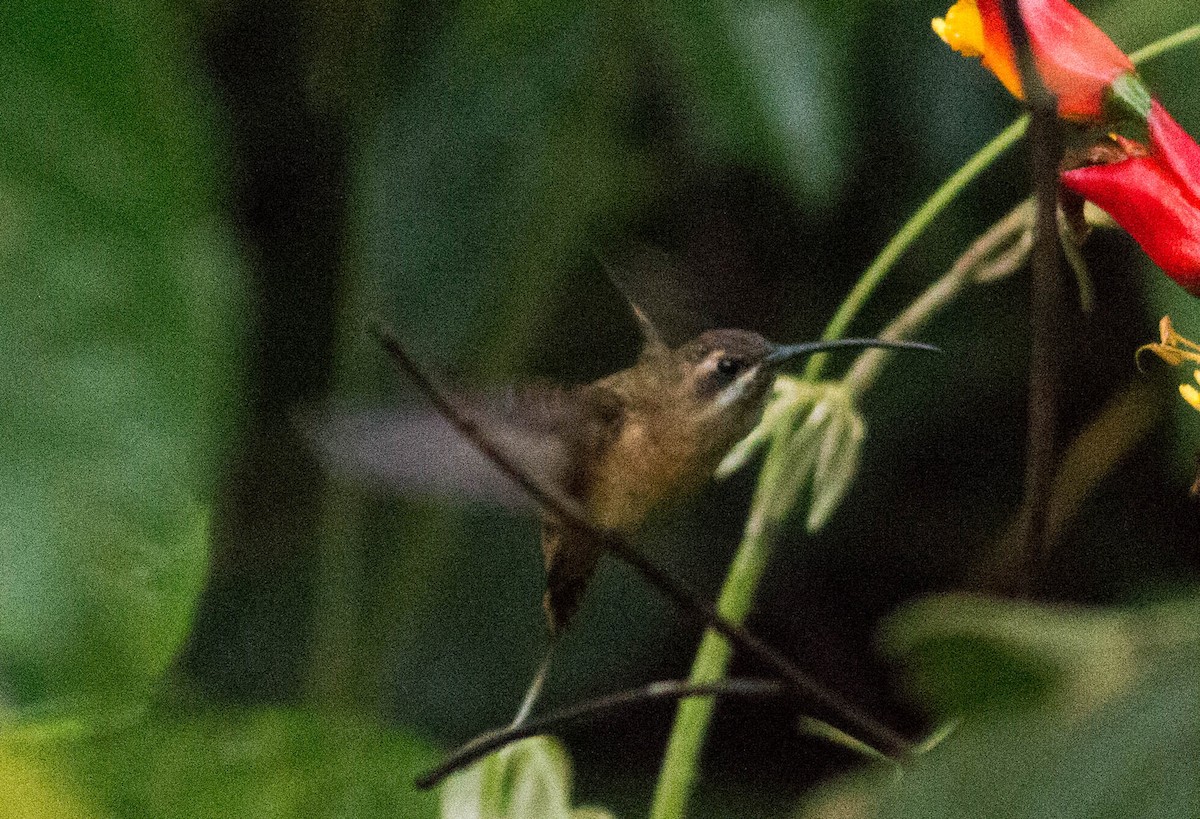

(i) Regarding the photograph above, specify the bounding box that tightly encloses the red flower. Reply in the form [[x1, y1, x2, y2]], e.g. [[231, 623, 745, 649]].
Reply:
[[1062, 102, 1200, 293], [933, 0, 1135, 121]]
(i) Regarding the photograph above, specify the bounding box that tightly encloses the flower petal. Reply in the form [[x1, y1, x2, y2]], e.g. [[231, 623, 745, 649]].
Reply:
[[1063, 157, 1200, 290], [965, 0, 1134, 119], [1021, 0, 1131, 118], [1180, 382, 1200, 412], [933, 0, 987, 59]]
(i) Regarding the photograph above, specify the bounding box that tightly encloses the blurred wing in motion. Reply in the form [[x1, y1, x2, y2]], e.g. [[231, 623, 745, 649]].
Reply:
[[297, 391, 576, 513]]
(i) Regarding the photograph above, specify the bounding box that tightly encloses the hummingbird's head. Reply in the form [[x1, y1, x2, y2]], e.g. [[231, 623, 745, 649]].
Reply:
[[674, 329, 940, 442], [676, 329, 780, 435]]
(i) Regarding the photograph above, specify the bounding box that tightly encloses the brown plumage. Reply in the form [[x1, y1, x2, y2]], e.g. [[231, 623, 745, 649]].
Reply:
[[537, 329, 778, 632]]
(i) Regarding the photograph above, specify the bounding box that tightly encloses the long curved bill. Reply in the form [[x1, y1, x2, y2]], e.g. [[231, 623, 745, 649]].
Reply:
[[763, 338, 941, 365]]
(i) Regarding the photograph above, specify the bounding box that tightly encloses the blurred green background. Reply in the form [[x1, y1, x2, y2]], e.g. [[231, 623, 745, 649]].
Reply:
[[3, 0, 1199, 816]]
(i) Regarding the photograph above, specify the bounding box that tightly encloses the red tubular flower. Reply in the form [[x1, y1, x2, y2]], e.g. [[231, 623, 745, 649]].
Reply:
[[1062, 102, 1200, 293], [933, 0, 1135, 121]]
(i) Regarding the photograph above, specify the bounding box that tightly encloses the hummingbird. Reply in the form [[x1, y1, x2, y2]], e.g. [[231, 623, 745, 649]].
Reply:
[[302, 285, 938, 635]]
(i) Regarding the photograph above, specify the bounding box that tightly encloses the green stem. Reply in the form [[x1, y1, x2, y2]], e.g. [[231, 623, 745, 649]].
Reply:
[[651, 22, 1200, 819], [649, 434, 792, 819], [1128, 23, 1200, 64]]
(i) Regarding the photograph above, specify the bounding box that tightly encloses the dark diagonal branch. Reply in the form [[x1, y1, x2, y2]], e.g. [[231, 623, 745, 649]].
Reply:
[[996, 1, 1066, 595], [370, 323, 913, 778], [417, 677, 787, 789], [369, 322, 589, 526]]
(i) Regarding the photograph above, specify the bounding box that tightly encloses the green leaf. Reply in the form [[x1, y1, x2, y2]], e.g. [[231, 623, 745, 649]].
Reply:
[[873, 645, 1200, 819], [0, 744, 96, 819], [800, 595, 1200, 819], [882, 594, 1141, 717], [5, 709, 438, 819], [0, 1, 241, 711]]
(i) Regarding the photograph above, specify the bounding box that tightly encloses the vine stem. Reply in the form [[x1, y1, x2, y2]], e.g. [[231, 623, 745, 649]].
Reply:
[[649, 434, 791, 819], [650, 23, 1200, 819], [1129, 23, 1200, 64]]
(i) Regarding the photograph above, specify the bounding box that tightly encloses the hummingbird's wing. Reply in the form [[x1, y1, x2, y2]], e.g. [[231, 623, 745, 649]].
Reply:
[[298, 388, 579, 512], [600, 245, 712, 348]]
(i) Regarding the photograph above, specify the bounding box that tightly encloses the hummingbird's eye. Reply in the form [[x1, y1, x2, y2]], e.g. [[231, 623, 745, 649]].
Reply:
[[715, 357, 743, 379]]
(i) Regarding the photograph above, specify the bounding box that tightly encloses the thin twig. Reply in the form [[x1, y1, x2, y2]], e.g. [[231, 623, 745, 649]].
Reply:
[[369, 323, 592, 527], [416, 678, 787, 789], [996, 0, 1066, 595], [369, 323, 913, 771], [600, 536, 909, 759]]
